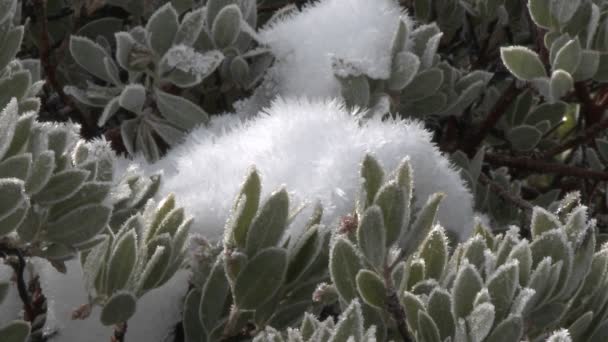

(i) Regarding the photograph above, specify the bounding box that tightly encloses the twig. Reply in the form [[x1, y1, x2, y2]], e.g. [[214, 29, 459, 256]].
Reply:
[[478, 173, 533, 238], [478, 173, 533, 212], [384, 266, 412, 342], [485, 153, 608, 181], [0, 245, 34, 320], [111, 322, 127, 342], [34, 0, 95, 138], [540, 115, 608, 159], [575, 82, 604, 126], [461, 81, 518, 156], [386, 290, 412, 342]]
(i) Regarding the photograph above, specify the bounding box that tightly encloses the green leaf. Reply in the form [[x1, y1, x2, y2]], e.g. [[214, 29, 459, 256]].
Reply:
[[573, 50, 599, 81], [46, 204, 111, 245], [0, 26, 24, 71], [100, 291, 137, 326], [234, 247, 287, 310], [119, 84, 146, 114], [402, 291, 425, 332], [155, 207, 185, 238], [69, 36, 112, 83], [388, 52, 420, 91], [174, 7, 205, 46], [5, 112, 35, 159], [427, 288, 455, 341], [82, 235, 110, 293], [0, 98, 19, 161], [360, 154, 384, 209], [553, 39, 581, 75], [227, 168, 261, 248], [356, 269, 386, 308], [329, 300, 364, 342], [339, 75, 370, 109], [418, 226, 448, 280], [0, 178, 25, 224], [106, 231, 137, 293], [48, 182, 111, 221], [357, 205, 386, 269], [507, 240, 533, 287], [418, 310, 441, 342], [0, 71, 31, 107], [507, 125, 542, 152], [402, 193, 445, 257], [33, 169, 90, 205], [526, 102, 567, 126], [230, 56, 250, 88], [374, 181, 406, 247], [245, 188, 289, 255], [550, 0, 581, 24], [206, 0, 238, 32], [528, 0, 556, 29], [452, 262, 483, 319], [401, 68, 444, 100], [24, 151, 55, 195], [0, 153, 31, 181], [467, 302, 495, 342], [531, 207, 561, 238], [183, 289, 204, 342], [0, 0, 15, 24], [0, 320, 30, 342], [286, 225, 321, 284], [330, 237, 363, 302], [487, 261, 519, 321], [155, 89, 209, 131], [212, 4, 242, 49], [550, 70, 573, 101], [200, 256, 230, 332], [485, 315, 523, 342], [567, 311, 593, 341], [146, 3, 179, 57], [500, 46, 547, 81]]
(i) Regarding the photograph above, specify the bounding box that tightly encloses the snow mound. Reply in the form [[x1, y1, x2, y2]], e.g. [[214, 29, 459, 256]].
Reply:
[[137, 98, 474, 241], [259, 0, 408, 99]]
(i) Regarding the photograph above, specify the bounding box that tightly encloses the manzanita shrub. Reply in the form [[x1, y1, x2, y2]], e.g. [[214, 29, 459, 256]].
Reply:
[[3, 0, 608, 341]]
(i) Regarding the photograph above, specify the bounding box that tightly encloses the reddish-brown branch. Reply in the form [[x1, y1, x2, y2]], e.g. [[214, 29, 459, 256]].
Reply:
[[485, 153, 608, 181], [34, 0, 95, 138], [461, 81, 518, 156], [575, 82, 604, 126]]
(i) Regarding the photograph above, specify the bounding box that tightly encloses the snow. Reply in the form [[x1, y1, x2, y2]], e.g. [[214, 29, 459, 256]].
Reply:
[[33, 258, 188, 342], [129, 98, 474, 242], [259, 0, 409, 100], [163, 44, 224, 78]]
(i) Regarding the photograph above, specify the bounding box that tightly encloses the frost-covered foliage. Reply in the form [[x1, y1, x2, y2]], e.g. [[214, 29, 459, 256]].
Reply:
[[66, 0, 272, 162], [0, 97, 191, 341], [183, 154, 608, 341], [6, 0, 608, 340], [135, 98, 474, 241], [0, 0, 42, 114]]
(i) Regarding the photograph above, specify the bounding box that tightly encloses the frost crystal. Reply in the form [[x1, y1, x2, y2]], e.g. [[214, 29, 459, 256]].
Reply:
[[164, 44, 224, 78]]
